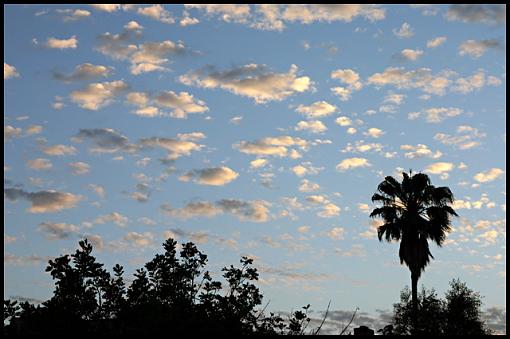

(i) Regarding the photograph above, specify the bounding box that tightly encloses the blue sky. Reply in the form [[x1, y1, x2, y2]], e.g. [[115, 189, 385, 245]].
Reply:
[[4, 4, 506, 333]]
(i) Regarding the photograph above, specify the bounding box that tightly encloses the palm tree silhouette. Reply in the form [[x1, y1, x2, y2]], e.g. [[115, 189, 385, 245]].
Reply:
[[370, 170, 458, 333]]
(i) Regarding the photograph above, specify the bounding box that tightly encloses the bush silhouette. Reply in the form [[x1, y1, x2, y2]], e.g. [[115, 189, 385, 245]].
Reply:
[[4, 238, 321, 335], [382, 279, 492, 335]]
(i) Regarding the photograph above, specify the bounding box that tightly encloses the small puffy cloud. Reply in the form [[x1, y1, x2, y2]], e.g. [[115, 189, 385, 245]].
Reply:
[[124, 20, 143, 31], [53, 63, 112, 82], [180, 64, 312, 104], [281, 4, 385, 24], [336, 157, 371, 171], [229, 116, 243, 125], [4, 63, 19, 79], [74, 128, 136, 154], [335, 116, 352, 126], [393, 22, 414, 38], [414, 107, 463, 123], [458, 39, 502, 59], [27, 158, 53, 170], [399, 48, 423, 61], [90, 4, 122, 12], [367, 67, 451, 96], [250, 158, 268, 169], [434, 125, 486, 150], [400, 144, 442, 159], [179, 166, 239, 186], [46, 35, 78, 49], [358, 203, 370, 213], [299, 179, 320, 192], [70, 80, 128, 110], [4, 125, 22, 141], [347, 127, 357, 135], [139, 136, 202, 161], [318, 203, 341, 218], [297, 225, 310, 233], [56, 9, 91, 22], [41, 144, 77, 156], [185, 4, 251, 24], [94, 212, 129, 227], [296, 101, 336, 119], [38, 222, 79, 240], [180, 13, 200, 27], [326, 227, 345, 240], [154, 91, 208, 118], [162, 199, 270, 222], [25, 125, 43, 136], [291, 162, 322, 177], [4, 188, 82, 213], [137, 4, 174, 24], [473, 168, 504, 183], [68, 162, 90, 175], [124, 231, 154, 247], [451, 69, 497, 94], [364, 127, 385, 138], [331, 69, 362, 88], [425, 162, 455, 179], [235, 135, 308, 158], [295, 120, 327, 134], [88, 184, 106, 198], [427, 36, 447, 48], [446, 4, 506, 25]]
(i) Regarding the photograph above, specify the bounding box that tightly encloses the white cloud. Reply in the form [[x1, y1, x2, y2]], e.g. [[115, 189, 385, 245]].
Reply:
[[299, 179, 321, 192], [291, 162, 322, 177], [124, 20, 143, 31], [318, 203, 341, 218], [4, 125, 22, 141], [250, 158, 268, 169], [335, 116, 352, 126], [473, 168, 504, 183], [434, 125, 486, 150], [393, 22, 414, 38], [88, 184, 106, 198], [70, 80, 128, 110], [399, 48, 423, 61], [4, 63, 19, 79], [27, 158, 53, 170], [68, 162, 90, 175], [46, 35, 78, 49], [137, 4, 174, 24], [400, 144, 442, 159], [179, 166, 239, 186], [296, 101, 336, 119], [336, 157, 371, 171], [54, 63, 112, 82], [25, 125, 43, 136], [124, 231, 154, 247], [4, 188, 82, 213], [180, 64, 312, 104], [56, 9, 91, 22], [427, 36, 447, 48], [41, 144, 77, 156], [363, 127, 385, 138], [94, 212, 129, 227], [235, 135, 308, 158], [90, 4, 122, 12], [281, 4, 385, 24], [458, 39, 502, 58], [295, 120, 327, 134], [38, 222, 79, 240], [154, 91, 208, 118], [326, 227, 345, 240], [425, 162, 455, 179]]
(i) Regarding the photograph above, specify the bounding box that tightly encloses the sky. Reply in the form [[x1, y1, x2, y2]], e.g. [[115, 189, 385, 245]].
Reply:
[[3, 4, 506, 333]]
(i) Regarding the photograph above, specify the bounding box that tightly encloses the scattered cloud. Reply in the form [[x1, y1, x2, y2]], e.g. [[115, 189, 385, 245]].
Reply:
[[68, 162, 90, 175], [295, 120, 327, 134], [179, 166, 239, 186], [427, 36, 447, 48], [53, 63, 112, 82], [446, 4, 506, 25], [27, 158, 53, 170], [458, 39, 503, 59], [180, 64, 312, 103], [4, 63, 19, 79], [137, 4, 174, 24], [4, 188, 82, 213], [473, 168, 504, 183], [94, 212, 129, 227], [393, 22, 414, 38], [45, 35, 78, 49], [425, 162, 455, 179], [434, 125, 486, 150], [70, 80, 128, 110], [400, 144, 442, 159], [336, 157, 371, 171], [235, 135, 308, 158], [38, 222, 79, 240]]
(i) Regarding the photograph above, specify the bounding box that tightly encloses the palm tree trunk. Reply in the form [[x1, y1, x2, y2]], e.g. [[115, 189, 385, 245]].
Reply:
[[411, 270, 419, 334]]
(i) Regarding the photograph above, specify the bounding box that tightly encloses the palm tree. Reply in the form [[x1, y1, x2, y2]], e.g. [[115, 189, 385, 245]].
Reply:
[[370, 170, 457, 333]]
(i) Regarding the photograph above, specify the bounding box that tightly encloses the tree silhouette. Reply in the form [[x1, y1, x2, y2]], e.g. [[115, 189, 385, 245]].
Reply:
[[384, 280, 491, 335], [370, 170, 458, 333], [4, 237, 326, 335]]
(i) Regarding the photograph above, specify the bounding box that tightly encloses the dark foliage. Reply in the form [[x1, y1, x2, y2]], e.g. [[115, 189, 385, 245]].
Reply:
[[380, 279, 492, 335], [3, 238, 322, 335]]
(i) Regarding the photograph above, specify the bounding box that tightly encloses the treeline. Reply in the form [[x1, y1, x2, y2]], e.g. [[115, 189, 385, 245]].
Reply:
[[4, 238, 493, 335]]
